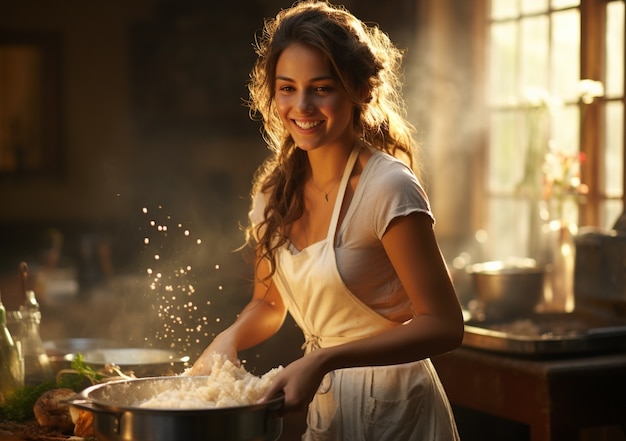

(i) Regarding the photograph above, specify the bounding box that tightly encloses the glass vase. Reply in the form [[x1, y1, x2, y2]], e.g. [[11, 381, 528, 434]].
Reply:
[[541, 216, 577, 313]]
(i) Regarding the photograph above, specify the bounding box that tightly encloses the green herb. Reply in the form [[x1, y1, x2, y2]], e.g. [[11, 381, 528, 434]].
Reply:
[[53, 353, 105, 391], [0, 381, 56, 422], [69, 353, 105, 384], [1, 353, 106, 422]]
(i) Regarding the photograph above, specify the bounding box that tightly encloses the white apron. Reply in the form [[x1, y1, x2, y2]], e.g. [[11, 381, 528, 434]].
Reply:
[[272, 147, 460, 441]]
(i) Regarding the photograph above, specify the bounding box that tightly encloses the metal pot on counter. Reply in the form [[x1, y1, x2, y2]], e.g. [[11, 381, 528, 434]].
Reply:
[[70, 376, 284, 441], [466, 259, 545, 321]]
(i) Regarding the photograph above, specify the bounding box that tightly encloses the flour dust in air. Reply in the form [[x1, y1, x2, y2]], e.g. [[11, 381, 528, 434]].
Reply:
[[140, 205, 224, 357]]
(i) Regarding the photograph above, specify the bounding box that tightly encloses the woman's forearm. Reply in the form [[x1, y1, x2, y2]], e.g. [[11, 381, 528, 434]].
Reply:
[[188, 296, 286, 375], [216, 297, 287, 352], [313, 314, 464, 374]]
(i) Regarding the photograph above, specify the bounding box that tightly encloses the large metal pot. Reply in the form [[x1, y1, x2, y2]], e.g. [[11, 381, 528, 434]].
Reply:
[[45, 341, 190, 377], [467, 259, 545, 320], [44, 338, 122, 373], [70, 376, 284, 441], [80, 348, 190, 377]]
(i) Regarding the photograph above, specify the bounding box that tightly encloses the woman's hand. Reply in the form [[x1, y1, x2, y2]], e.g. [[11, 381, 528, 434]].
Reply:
[[187, 256, 287, 377], [259, 351, 327, 413], [184, 334, 238, 376]]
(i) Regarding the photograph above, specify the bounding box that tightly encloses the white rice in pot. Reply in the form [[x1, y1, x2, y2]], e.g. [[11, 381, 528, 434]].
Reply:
[[137, 353, 283, 409]]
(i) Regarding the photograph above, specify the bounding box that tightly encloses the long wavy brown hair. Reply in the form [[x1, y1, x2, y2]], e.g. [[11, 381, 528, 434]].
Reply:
[[245, 0, 419, 278]]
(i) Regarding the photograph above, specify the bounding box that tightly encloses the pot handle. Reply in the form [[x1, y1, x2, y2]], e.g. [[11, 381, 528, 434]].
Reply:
[[66, 398, 124, 435], [65, 398, 95, 412]]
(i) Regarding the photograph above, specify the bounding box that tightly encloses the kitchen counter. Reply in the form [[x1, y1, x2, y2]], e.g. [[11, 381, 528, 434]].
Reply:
[[0, 436, 78, 441], [0, 421, 72, 441], [432, 347, 626, 441]]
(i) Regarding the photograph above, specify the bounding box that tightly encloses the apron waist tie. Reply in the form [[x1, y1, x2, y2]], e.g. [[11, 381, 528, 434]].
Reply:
[[302, 333, 322, 353], [302, 331, 390, 353], [302, 334, 334, 394]]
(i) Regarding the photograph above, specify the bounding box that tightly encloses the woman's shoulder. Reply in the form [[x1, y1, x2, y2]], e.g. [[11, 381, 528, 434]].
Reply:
[[364, 148, 421, 188], [361, 148, 431, 210], [354, 148, 432, 237]]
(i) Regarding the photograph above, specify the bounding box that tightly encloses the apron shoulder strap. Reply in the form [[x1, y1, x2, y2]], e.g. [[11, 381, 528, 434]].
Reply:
[[327, 145, 361, 239]]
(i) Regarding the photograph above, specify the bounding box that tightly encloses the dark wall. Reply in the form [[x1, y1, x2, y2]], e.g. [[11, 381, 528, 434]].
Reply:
[[0, 0, 422, 349], [0, 0, 420, 266]]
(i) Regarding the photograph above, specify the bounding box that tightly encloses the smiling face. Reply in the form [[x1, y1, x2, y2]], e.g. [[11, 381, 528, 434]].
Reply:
[[274, 43, 357, 153]]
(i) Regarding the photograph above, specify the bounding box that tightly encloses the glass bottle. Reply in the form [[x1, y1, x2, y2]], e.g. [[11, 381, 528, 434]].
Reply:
[[19, 290, 53, 385], [539, 198, 577, 313], [0, 291, 24, 406]]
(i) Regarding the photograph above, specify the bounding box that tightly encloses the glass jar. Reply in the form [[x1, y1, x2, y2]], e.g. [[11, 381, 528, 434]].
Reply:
[[0, 292, 24, 405], [19, 290, 54, 385]]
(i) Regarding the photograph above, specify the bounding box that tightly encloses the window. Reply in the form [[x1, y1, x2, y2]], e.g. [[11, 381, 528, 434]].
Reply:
[[0, 32, 64, 178], [485, 0, 624, 261]]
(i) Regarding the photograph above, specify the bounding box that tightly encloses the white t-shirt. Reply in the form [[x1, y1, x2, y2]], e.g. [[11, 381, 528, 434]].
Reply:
[[250, 149, 433, 323]]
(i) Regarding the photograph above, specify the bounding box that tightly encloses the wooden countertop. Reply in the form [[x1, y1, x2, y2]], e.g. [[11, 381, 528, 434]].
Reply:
[[432, 347, 626, 441], [0, 433, 77, 440], [0, 421, 76, 441]]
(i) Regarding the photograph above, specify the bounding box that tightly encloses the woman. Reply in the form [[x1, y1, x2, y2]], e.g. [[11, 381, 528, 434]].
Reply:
[[189, 1, 464, 439]]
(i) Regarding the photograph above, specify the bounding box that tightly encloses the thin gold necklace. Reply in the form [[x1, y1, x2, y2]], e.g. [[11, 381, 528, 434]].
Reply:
[[308, 142, 358, 202], [309, 178, 340, 202]]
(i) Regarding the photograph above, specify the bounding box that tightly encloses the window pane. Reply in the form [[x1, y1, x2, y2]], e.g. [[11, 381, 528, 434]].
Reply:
[[552, 104, 579, 155], [489, 111, 525, 192], [491, 0, 519, 19], [521, 16, 549, 89], [551, 9, 580, 100], [606, 1, 624, 97], [490, 22, 519, 105], [551, 0, 580, 9], [522, 0, 549, 15], [487, 198, 531, 259], [605, 101, 624, 196]]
